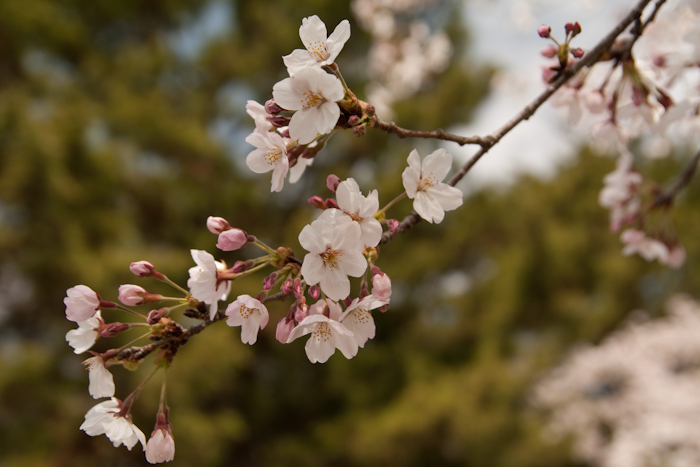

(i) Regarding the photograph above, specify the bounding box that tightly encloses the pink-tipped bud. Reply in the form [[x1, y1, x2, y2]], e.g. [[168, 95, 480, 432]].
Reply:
[[100, 322, 129, 338], [276, 317, 295, 343], [541, 45, 557, 58], [652, 55, 666, 68], [267, 115, 290, 128], [379, 304, 390, 313], [538, 25, 551, 38], [207, 216, 231, 234], [118, 284, 147, 306], [325, 198, 339, 209], [264, 99, 283, 115], [308, 285, 320, 300], [279, 128, 291, 138], [565, 22, 574, 34], [308, 196, 328, 210], [542, 67, 557, 83], [294, 303, 309, 323], [360, 283, 369, 298], [371, 273, 392, 302], [130, 261, 156, 278], [281, 279, 293, 295], [571, 47, 584, 59], [348, 115, 361, 126], [572, 22, 581, 36], [388, 219, 400, 233], [263, 273, 277, 291], [365, 104, 375, 117], [216, 228, 248, 251], [352, 125, 366, 137], [147, 308, 168, 325], [231, 260, 253, 274], [292, 278, 303, 300], [370, 266, 383, 276], [326, 174, 341, 193]]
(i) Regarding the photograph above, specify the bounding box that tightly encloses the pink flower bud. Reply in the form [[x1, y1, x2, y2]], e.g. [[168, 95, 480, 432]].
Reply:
[[352, 125, 366, 137], [379, 304, 389, 313], [263, 273, 277, 290], [147, 308, 168, 325], [348, 115, 360, 126], [145, 428, 175, 464], [572, 22, 581, 36], [325, 198, 339, 209], [100, 322, 129, 338], [388, 219, 400, 233], [264, 99, 283, 115], [279, 128, 290, 138], [207, 216, 231, 234], [130, 261, 156, 278], [281, 279, 293, 295], [542, 67, 557, 83], [570, 47, 584, 59], [326, 174, 341, 193], [565, 22, 574, 34], [276, 317, 295, 343], [64, 285, 101, 322], [216, 228, 248, 251], [292, 279, 303, 300], [370, 266, 383, 276], [118, 284, 147, 306], [538, 25, 551, 38], [541, 45, 557, 58], [308, 285, 320, 300], [294, 303, 309, 323], [308, 196, 328, 210], [371, 273, 392, 302], [267, 115, 290, 127], [231, 260, 253, 274], [365, 104, 375, 117]]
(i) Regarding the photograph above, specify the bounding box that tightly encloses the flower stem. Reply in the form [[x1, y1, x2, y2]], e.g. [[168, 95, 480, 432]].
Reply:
[[159, 275, 191, 296], [253, 239, 277, 256], [114, 304, 148, 320], [377, 191, 408, 217]]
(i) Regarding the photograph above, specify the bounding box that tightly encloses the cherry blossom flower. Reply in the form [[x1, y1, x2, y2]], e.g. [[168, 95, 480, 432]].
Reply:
[[283, 15, 351, 75], [187, 250, 231, 320], [402, 148, 463, 224], [289, 155, 313, 184], [146, 428, 175, 464], [335, 178, 382, 247], [66, 311, 101, 354], [65, 285, 101, 322], [299, 208, 367, 301], [620, 229, 685, 268], [246, 100, 273, 132], [84, 356, 115, 399], [224, 295, 270, 345], [272, 67, 344, 145], [598, 150, 642, 231], [80, 398, 146, 451], [341, 295, 387, 348], [276, 316, 295, 343], [286, 300, 358, 363], [245, 130, 289, 193], [206, 216, 230, 234]]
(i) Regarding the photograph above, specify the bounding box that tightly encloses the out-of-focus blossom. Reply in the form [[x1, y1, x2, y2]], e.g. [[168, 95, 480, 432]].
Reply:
[[245, 130, 289, 193], [335, 178, 382, 247], [80, 398, 146, 451], [187, 250, 230, 320]]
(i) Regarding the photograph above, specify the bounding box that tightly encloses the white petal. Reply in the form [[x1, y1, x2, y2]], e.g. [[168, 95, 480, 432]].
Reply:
[[270, 160, 289, 192], [402, 165, 419, 199], [299, 15, 328, 52], [300, 253, 326, 286], [330, 322, 359, 358], [413, 191, 442, 224], [272, 78, 303, 111], [428, 183, 463, 212], [289, 110, 320, 144], [283, 49, 318, 75], [326, 20, 351, 62], [359, 218, 383, 247], [316, 102, 340, 136], [319, 267, 351, 301], [339, 249, 367, 277], [422, 148, 452, 182], [246, 149, 275, 174], [336, 178, 360, 212], [298, 222, 325, 254]]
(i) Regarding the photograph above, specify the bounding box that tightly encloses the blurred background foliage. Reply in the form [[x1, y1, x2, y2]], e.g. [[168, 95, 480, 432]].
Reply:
[[0, 0, 698, 466]]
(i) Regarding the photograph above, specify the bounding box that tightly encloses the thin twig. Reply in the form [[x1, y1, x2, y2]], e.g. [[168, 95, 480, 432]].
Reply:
[[380, 0, 656, 244], [370, 120, 492, 146], [654, 147, 700, 207]]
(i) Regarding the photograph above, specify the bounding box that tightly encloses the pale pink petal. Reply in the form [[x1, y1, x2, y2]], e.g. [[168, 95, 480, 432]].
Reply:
[[299, 15, 328, 52], [422, 148, 452, 182], [289, 110, 319, 144], [338, 249, 367, 277], [319, 267, 351, 300]]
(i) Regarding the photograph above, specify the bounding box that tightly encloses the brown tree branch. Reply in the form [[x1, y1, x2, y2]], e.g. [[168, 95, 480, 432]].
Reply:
[[654, 147, 700, 207], [380, 0, 656, 244]]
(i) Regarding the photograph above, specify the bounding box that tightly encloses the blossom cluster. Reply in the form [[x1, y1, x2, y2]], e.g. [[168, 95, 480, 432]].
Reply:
[[540, 3, 700, 268], [532, 295, 700, 467]]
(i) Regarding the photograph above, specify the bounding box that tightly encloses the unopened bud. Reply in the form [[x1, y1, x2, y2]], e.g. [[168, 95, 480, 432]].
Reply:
[[276, 317, 295, 343], [540, 45, 557, 58], [365, 105, 375, 117], [379, 304, 390, 313], [216, 228, 248, 251], [565, 22, 574, 34], [570, 48, 584, 59], [572, 22, 581, 36], [279, 128, 290, 138], [370, 266, 383, 276], [308, 196, 327, 210], [538, 25, 551, 38], [118, 284, 147, 306], [348, 115, 360, 126], [267, 115, 290, 128], [232, 260, 253, 274], [372, 273, 392, 301], [100, 322, 129, 338], [147, 308, 168, 325], [352, 125, 366, 137], [292, 278, 303, 300], [206, 216, 230, 234], [263, 273, 277, 291], [130, 261, 156, 278], [388, 219, 400, 233], [264, 99, 283, 115], [326, 174, 341, 193], [294, 303, 309, 322], [308, 285, 320, 300], [281, 279, 293, 295], [325, 198, 339, 209]]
